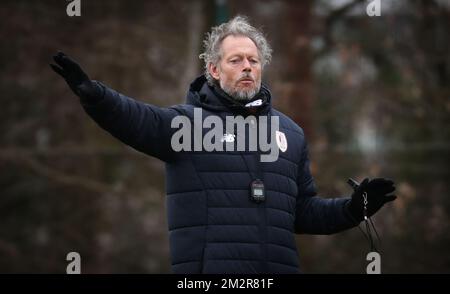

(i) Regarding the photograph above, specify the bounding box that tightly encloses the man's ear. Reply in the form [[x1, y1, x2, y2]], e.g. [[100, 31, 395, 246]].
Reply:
[[208, 62, 220, 81]]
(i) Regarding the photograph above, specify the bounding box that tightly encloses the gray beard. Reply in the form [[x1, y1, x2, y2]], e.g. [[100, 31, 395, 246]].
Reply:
[[220, 81, 261, 101]]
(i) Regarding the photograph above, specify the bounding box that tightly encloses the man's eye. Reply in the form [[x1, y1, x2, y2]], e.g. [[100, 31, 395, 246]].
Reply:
[[230, 59, 239, 64]]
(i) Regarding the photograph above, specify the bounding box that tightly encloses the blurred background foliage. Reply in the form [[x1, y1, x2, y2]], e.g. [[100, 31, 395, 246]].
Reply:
[[0, 0, 448, 273]]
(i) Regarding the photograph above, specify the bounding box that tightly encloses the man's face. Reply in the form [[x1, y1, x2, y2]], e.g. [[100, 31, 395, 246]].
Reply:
[[209, 35, 262, 101]]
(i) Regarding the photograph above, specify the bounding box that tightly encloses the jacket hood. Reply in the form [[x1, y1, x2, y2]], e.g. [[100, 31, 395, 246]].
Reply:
[[185, 75, 272, 116]]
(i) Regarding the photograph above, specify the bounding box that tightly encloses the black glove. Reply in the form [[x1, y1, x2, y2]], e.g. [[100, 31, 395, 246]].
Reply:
[[50, 51, 103, 103], [347, 178, 396, 222]]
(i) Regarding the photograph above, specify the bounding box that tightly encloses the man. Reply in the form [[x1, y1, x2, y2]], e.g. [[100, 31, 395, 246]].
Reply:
[[50, 16, 396, 274]]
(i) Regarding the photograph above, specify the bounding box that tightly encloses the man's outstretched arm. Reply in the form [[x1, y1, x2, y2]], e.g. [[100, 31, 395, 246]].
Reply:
[[50, 52, 180, 162], [294, 140, 396, 235]]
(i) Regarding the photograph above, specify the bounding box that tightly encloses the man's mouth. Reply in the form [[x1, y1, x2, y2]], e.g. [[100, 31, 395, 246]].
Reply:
[[238, 78, 254, 85]]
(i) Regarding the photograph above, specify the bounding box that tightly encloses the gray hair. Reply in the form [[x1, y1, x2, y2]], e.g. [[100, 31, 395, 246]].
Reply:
[[199, 15, 272, 85]]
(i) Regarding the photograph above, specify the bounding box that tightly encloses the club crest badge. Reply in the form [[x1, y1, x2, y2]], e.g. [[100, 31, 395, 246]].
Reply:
[[275, 131, 287, 152]]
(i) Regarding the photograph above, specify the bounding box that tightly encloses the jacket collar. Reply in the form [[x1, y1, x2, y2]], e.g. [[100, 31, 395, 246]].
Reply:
[[186, 75, 272, 116]]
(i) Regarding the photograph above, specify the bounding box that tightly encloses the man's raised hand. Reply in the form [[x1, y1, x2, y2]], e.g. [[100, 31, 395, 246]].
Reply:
[[50, 51, 103, 102]]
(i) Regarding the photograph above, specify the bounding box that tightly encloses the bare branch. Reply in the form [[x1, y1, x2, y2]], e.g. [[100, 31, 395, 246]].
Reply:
[[0, 149, 120, 195]]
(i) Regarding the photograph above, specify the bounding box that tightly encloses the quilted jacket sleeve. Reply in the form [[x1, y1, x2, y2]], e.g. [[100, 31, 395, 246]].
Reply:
[[294, 138, 358, 235], [80, 81, 181, 162]]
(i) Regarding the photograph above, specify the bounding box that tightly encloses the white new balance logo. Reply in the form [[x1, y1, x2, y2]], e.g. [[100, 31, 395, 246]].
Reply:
[[220, 133, 236, 143], [245, 99, 263, 107]]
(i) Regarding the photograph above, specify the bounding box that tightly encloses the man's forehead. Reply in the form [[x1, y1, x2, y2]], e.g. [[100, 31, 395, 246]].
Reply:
[[220, 35, 259, 56]]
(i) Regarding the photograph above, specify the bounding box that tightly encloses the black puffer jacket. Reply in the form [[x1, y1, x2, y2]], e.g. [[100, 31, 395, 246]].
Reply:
[[82, 75, 357, 274]]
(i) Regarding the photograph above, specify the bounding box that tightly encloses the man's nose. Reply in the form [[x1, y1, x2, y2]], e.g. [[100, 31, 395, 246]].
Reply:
[[242, 59, 252, 72]]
